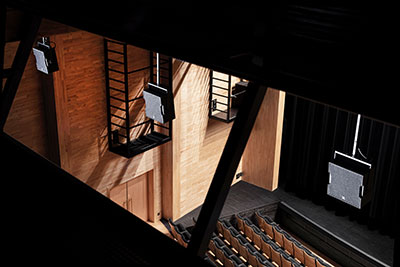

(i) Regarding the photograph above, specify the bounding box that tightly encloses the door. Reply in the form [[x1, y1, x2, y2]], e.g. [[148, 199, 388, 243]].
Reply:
[[109, 182, 127, 209], [127, 173, 148, 221]]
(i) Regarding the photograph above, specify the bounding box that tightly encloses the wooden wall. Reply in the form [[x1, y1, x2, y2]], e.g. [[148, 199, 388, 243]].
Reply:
[[49, 32, 243, 220], [3, 41, 49, 158], [242, 88, 285, 191], [172, 61, 243, 218], [4, 27, 284, 225], [48, 31, 163, 222]]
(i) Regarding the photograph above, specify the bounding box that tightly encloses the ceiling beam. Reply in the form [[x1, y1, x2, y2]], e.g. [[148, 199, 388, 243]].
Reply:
[[0, 13, 41, 131]]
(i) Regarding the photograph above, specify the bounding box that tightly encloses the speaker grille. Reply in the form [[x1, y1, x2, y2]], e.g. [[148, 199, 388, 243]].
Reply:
[[327, 162, 364, 209]]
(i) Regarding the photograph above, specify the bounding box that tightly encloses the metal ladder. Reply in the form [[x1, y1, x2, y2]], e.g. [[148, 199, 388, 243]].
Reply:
[[104, 39, 172, 158]]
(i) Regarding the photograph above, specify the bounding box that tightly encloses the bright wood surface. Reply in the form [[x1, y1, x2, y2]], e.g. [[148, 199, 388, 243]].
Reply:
[[127, 173, 149, 221], [109, 182, 127, 209], [4, 29, 285, 225], [171, 62, 243, 217], [242, 88, 285, 191]]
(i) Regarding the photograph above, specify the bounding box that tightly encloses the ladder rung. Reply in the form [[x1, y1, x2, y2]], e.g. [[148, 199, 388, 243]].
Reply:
[[213, 108, 228, 113], [212, 77, 230, 83], [212, 85, 229, 91], [110, 96, 125, 102], [212, 92, 228, 98], [215, 101, 228, 106], [128, 96, 144, 102], [109, 87, 125, 93], [109, 77, 125, 84], [111, 114, 126, 120], [107, 49, 124, 55], [128, 66, 151, 74], [105, 39, 126, 46], [111, 122, 125, 128], [129, 120, 152, 129], [110, 105, 126, 111], [108, 59, 124, 65], [108, 68, 124, 74]]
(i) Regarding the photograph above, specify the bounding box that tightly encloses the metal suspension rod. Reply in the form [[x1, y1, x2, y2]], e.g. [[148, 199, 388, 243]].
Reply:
[[352, 114, 361, 157]]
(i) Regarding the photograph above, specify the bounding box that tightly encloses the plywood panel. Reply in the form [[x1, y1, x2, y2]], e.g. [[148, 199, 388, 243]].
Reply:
[[173, 62, 243, 217], [160, 59, 183, 221], [52, 34, 72, 171], [46, 31, 163, 223], [110, 182, 127, 209], [5, 29, 250, 225], [127, 174, 148, 221], [242, 88, 285, 191], [3, 41, 49, 158]]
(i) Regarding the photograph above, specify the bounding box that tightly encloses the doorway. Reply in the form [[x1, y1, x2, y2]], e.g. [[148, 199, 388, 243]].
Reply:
[[109, 171, 152, 222]]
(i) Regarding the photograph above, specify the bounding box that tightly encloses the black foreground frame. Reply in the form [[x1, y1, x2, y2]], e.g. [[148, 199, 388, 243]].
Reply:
[[2, 3, 399, 265], [188, 83, 267, 257], [0, 9, 41, 131]]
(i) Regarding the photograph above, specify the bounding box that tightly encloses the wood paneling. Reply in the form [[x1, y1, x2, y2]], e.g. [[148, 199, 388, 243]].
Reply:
[[161, 59, 183, 221], [109, 182, 127, 209], [147, 170, 155, 222], [40, 72, 61, 165], [4, 29, 285, 227], [52, 34, 71, 171], [110, 172, 152, 222], [127, 174, 148, 221], [46, 31, 162, 223], [172, 61, 243, 217], [242, 88, 285, 191], [3, 41, 49, 158]]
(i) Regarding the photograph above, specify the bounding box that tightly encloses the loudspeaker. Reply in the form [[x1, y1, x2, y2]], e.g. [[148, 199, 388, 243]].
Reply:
[[328, 151, 373, 209], [32, 37, 59, 74], [231, 81, 248, 108], [143, 83, 175, 124]]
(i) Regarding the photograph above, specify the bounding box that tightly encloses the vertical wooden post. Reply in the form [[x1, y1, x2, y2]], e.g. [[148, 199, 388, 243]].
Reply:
[[40, 71, 61, 165], [161, 58, 181, 221], [51, 34, 71, 172], [242, 88, 285, 191]]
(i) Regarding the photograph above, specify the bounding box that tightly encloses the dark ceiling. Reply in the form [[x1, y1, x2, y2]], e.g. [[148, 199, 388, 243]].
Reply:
[[6, 1, 397, 127]]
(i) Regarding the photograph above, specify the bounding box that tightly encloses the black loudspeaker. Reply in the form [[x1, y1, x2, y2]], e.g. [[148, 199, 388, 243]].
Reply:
[[143, 83, 175, 124], [32, 37, 59, 74], [328, 151, 373, 209], [231, 81, 248, 108]]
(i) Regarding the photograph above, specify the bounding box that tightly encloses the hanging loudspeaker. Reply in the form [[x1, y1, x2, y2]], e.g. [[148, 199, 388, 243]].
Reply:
[[328, 151, 373, 209], [143, 83, 175, 124], [232, 81, 248, 108], [32, 37, 59, 74]]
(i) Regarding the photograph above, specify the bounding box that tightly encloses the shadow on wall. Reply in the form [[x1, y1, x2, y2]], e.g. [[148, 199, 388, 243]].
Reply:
[[85, 126, 145, 194], [172, 60, 191, 99]]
